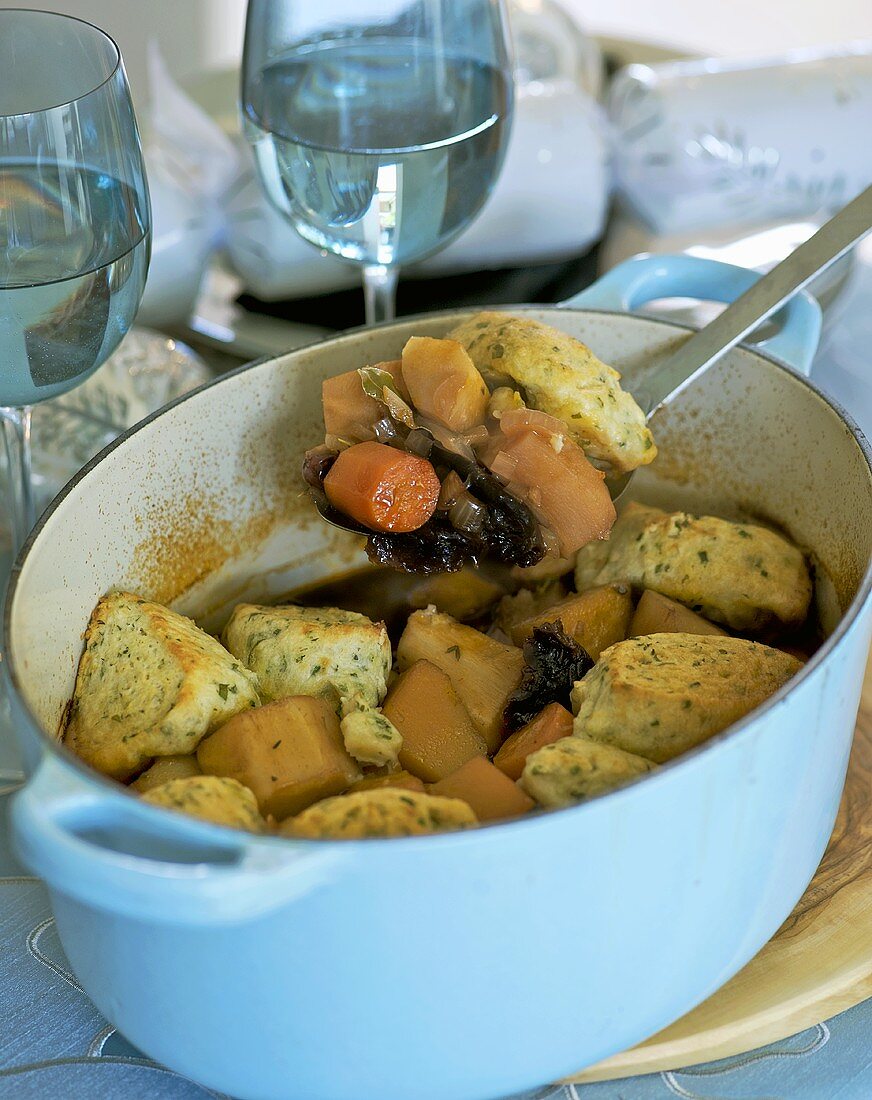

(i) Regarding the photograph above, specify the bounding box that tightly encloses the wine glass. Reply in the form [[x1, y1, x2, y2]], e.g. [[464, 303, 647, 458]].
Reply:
[[0, 10, 150, 553], [241, 0, 513, 325]]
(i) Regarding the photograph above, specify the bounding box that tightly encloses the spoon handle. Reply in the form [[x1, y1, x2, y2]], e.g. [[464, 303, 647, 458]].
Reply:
[[645, 184, 872, 414]]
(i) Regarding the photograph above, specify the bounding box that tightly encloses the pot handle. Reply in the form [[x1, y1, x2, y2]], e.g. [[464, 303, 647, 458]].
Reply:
[[560, 254, 822, 375], [12, 754, 343, 925]]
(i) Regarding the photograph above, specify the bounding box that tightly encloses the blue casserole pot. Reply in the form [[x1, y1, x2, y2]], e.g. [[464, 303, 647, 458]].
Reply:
[[5, 257, 872, 1100]]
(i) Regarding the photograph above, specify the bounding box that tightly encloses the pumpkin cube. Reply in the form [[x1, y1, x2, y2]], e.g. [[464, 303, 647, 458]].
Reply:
[[430, 755, 534, 822], [493, 702, 574, 780], [197, 696, 361, 820], [382, 660, 487, 782], [396, 608, 524, 753]]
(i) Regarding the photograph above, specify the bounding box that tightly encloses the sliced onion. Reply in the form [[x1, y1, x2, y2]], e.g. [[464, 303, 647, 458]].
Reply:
[[437, 470, 464, 510], [463, 423, 490, 448], [404, 427, 433, 457], [449, 493, 488, 535], [490, 449, 519, 482], [418, 416, 476, 463], [500, 407, 567, 442], [371, 416, 400, 444]]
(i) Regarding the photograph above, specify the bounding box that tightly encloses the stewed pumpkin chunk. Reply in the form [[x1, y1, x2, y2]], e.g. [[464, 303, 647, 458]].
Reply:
[[131, 754, 201, 794], [382, 660, 487, 781], [347, 770, 426, 795], [430, 755, 534, 821], [196, 696, 361, 819], [493, 702, 574, 781], [510, 584, 633, 659], [630, 590, 727, 638], [396, 608, 524, 753]]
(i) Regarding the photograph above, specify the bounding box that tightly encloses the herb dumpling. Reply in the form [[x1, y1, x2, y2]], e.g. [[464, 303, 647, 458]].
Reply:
[[448, 311, 655, 474], [281, 788, 477, 839], [521, 735, 655, 808], [575, 502, 812, 631], [571, 633, 803, 763], [141, 775, 265, 832], [64, 592, 259, 780], [222, 603, 391, 709]]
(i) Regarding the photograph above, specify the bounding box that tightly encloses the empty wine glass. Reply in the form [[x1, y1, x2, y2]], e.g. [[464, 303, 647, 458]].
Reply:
[[241, 0, 514, 325], [0, 10, 150, 552]]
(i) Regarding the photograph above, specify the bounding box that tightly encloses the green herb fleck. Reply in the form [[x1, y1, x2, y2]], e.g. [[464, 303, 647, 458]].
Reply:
[[217, 683, 230, 701], [446, 644, 462, 660], [698, 550, 709, 564]]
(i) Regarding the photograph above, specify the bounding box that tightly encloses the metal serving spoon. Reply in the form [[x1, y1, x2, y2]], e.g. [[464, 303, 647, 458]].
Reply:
[[312, 185, 872, 540], [605, 183, 872, 502]]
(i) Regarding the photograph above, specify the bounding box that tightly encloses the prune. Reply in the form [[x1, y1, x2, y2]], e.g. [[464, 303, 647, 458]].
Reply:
[[303, 428, 546, 573], [366, 515, 473, 575], [302, 446, 338, 489], [503, 622, 594, 733]]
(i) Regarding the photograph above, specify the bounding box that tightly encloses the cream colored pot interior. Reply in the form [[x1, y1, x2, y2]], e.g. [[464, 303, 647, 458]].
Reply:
[[10, 309, 872, 741]]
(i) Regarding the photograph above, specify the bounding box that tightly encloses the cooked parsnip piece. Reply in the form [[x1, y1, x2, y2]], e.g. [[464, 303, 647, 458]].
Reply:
[[630, 590, 727, 638], [574, 502, 812, 631], [281, 788, 477, 838], [382, 659, 487, 781], [571, 634, 803, 763], [396, 609, 524, 753], [197, 696, 361, 819], [449, 311, 655, 474], [64, 591, 260, 781], [222, 603, 391, 710], [493, 703, 574, 781], [510, 584, 633, 659], [430, 756, 534, 822], [141, 776, 265, 832], [521, 735, 655, 808], [339, 709, 402, 768], [131, 754, 201, 794]]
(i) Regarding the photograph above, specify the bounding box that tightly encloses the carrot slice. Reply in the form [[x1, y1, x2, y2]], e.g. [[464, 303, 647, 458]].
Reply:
[[323, 442, 441, 533]]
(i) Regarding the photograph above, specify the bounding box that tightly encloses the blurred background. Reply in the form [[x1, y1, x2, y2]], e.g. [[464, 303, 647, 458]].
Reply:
[[8, 0, 872, 95], [7, 0, 872, 504]]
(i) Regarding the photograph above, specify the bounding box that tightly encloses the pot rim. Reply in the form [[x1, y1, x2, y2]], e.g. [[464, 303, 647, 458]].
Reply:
[[5, 305, 872, 845]]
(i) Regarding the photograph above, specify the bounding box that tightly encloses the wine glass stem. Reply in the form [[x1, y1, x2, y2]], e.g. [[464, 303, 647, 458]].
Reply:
[[362, 264, 399, 325], [1, 406, 35, 555]]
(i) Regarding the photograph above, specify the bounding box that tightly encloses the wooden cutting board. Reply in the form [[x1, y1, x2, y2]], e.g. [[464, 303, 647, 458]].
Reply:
[[571, 644, 872, 1084]]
